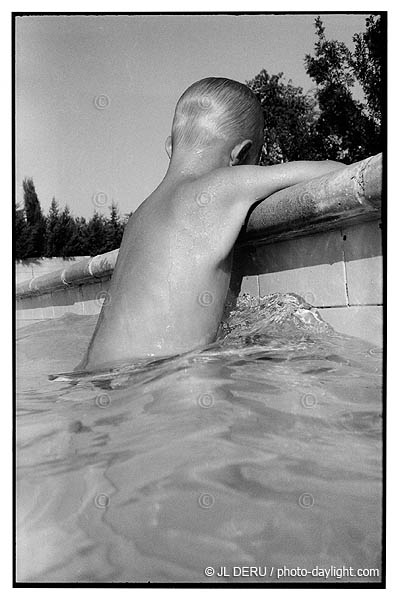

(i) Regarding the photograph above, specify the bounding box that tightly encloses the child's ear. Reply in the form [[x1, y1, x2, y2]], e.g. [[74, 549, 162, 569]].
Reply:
[[165, 136, 172, 159], [230, 140, 252, 166]]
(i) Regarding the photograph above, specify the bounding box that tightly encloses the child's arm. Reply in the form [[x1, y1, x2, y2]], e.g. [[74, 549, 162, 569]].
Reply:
[[228, 160, 346, 206]]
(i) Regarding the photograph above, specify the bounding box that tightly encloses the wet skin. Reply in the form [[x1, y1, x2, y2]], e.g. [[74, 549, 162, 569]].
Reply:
[[80, 158, 344, 371]]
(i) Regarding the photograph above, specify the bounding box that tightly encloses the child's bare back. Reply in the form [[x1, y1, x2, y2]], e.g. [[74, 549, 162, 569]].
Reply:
[[80, 78, 343, 371]]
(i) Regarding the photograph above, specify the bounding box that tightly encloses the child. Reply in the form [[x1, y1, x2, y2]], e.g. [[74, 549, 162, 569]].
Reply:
[[80, 77, 343, 371]]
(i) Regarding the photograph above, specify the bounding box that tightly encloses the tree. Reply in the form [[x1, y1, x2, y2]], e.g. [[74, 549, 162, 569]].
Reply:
[[86, 211, 109, 256], [45, 197, 61, 257], [72, 216, 90, 256], [16, 181, 130, 259], [15, 203, 29, 260], [104, 202, 124, 252], [304, 15, 382, 162], [57, 206, 81, 257], [23, 177, 41, 226], [351, 14, 383, 126], [246, 70, 320, 164], [22, 177, 46, 256]]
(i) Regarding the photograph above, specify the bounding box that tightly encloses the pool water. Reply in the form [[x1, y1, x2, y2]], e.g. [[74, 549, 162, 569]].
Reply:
[[16, 293, 383, 584]]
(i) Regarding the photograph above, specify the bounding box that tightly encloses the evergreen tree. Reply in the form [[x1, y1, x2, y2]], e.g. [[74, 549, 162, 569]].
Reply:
[[23, 178, 41, 226], [22, 177, 46, 256], [86, 211, 108, 256], [45, 197, 61, 257], [73, 216, 90, 256], [15, 202, 29, 260], [57, 206, 80, 257], [16, 184, 127, 259], [104, 202, 124, 252]]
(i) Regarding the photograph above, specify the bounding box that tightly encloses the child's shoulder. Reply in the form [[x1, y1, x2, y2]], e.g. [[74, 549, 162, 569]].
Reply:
[[170, 167, 253, 214]]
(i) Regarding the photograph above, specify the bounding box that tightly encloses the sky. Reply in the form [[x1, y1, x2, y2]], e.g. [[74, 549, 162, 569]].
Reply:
[[16, 13, 372, 219]]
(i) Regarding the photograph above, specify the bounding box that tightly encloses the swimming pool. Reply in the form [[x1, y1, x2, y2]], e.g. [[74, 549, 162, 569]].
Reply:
[[16, 293, 382, 584]]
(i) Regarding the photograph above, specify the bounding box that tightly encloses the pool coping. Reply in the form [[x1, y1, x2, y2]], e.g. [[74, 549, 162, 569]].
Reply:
[[16, 153, 382, 300]]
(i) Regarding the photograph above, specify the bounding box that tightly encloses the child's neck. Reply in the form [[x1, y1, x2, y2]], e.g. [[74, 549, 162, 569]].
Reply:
[[166, 146, 229, 178]]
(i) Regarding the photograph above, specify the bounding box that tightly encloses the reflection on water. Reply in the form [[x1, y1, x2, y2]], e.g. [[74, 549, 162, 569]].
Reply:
[[16, 294, 382, 583]]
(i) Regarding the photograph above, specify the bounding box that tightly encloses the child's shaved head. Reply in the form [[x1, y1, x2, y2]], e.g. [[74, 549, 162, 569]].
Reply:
[[171, 77, 264, 161]]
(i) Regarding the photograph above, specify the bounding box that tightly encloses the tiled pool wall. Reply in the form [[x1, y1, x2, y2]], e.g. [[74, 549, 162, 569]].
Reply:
[[16, 218, 383, 346], [235, 219, 382, 346]]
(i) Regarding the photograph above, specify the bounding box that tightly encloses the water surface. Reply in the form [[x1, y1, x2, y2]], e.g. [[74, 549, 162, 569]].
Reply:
[[16, 294, 383, 583]]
